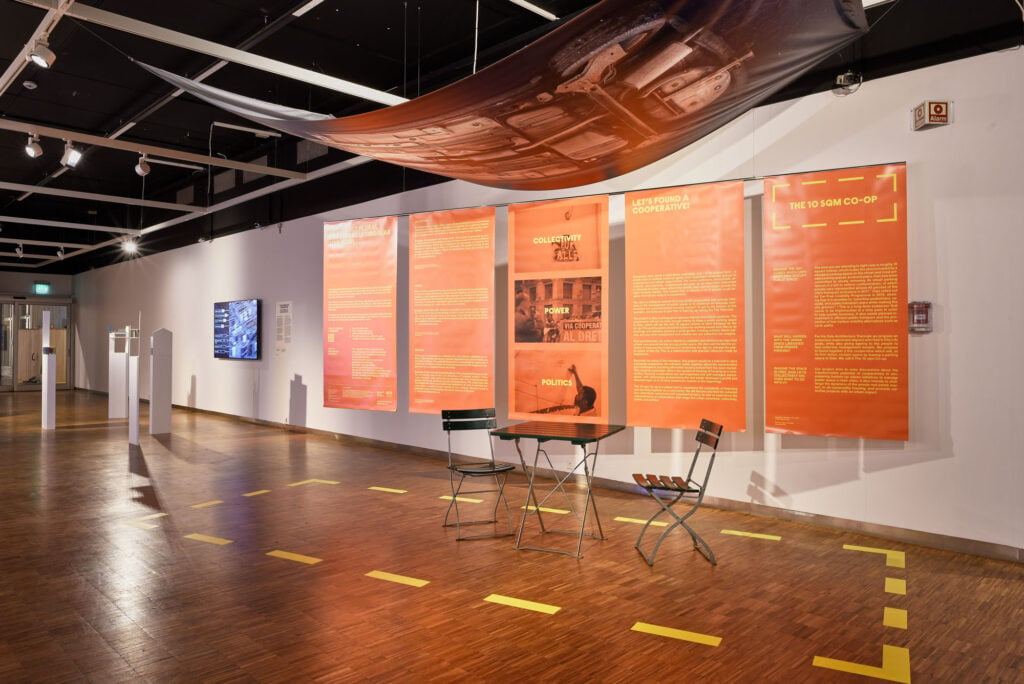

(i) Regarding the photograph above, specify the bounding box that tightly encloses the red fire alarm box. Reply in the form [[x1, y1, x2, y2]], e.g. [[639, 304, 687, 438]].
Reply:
[[909, 301, 932, 333]]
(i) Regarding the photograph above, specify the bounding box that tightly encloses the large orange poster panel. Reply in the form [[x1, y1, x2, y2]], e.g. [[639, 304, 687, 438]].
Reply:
[[508, 196, 609, 423], [323, 217, 398, 411], [763, 164, 908, 440], [408, 207, 495, 414], [625, 182, 746, 431]]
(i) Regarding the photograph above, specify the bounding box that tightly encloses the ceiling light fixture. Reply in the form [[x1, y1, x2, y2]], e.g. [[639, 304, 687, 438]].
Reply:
[[60, 140, 82, 168], [57, 246, 65, 260], [16, 244, 24, 258], [27, 39, 56, 69], [135, 153, 151, 177], [25, 135, 43, 158], [122, 239, 139, 255]]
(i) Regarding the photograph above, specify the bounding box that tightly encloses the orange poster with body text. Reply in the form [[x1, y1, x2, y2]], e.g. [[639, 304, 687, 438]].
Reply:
[[323, 217, 398, 411], [763, 164, 908, 440], [625, 181, 746, 431], [508, 196, 608, 423], [408, 207, 495, 414]]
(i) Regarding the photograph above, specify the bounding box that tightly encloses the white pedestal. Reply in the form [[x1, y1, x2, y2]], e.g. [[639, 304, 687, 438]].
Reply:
[[108, 328, 129, 419], [149, 329, 172, 435], [41, 348, 56, 431], [128, 354, 140, 445]]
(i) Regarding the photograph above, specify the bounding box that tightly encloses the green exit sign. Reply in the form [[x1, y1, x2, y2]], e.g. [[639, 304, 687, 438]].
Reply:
[[32, 281, 51, 295]]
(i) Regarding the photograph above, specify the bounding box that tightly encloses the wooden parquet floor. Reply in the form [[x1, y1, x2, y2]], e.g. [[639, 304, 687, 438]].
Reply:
[[1, 391, 1021, 682]]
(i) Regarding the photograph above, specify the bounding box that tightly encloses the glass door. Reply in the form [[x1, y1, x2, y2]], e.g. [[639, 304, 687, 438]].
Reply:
[[0, 303, 12, 390], [14, 303, 71, 391]]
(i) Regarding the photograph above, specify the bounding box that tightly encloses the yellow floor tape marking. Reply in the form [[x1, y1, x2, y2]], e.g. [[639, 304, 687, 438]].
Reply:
[[267, 550, 323, 565], [123, 520, 158, 530], [614, 516, 668, 527], [884, 607, 908, 630], [631, 622, 722, 647], [721, 529, 782, 541], [369, 486, 407, 494], [135, 512, 168, 521], [184, 533, 233, 546], [813, 644, 911, 683], [885, 577, 907, 595], [440, 495, 484, 503], [483, 594, 560, 615], [191, 500, 224, 509], [243, 490, 271, 497], [287, 479, 339, 487], [522, 505, 570, 515], [844, 544, 906, 568], [366, 570, 429, 587]]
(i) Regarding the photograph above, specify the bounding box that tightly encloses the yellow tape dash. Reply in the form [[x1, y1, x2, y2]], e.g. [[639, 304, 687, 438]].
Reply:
[[184, 533, 233, 546], [522, 505, 570, 515], [440, 495, 484, 504], [838, 176, 865, 182], [483, 594, 560, 615], [191, 500, 224, 509], [135, 512, 169, 521], [366, 570, 429, 588], [802, 223, 828, 228], [614, 516, 668, 527], [844, 544, 906, 568], [813, 644, 911, 683], [122, 520, 158, 530], [288, 479, 339, 487], [838, 220, 866, 226], [721, 529, 781, 541], [801, 179, 828, 185], [631, 622, 722, 647], [885, 577, 907, 595], [267, 550, 323, 565], [243, 490, 271, 497], [369, 486, 407, 494], [883, 607, 908, 630]]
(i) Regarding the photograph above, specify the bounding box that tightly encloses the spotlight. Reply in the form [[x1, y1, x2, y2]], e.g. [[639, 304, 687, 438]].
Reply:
[[122, 239, 139, 255], [27, 39, 56, 69], [60, 140, 82, 168], [134, 154, 150, 177], [16, 244, 24, 258], [25, 135, 43, 158], [57, 247, 65, 260]]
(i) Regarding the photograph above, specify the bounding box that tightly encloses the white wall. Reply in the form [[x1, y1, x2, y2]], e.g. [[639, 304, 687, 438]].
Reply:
[[74, 48, 1024, 550]]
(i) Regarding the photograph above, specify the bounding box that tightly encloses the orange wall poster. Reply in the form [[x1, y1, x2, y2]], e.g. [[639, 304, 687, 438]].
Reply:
[[625, 181, 746, 431], [763, 163, 908, 440], [323, 216, 398, 411], [508, 195, 609, 423], [408, 207, 495, 414]]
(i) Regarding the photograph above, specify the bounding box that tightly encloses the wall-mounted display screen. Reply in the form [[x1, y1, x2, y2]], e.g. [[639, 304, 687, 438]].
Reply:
[[213, 299, 260, 360]]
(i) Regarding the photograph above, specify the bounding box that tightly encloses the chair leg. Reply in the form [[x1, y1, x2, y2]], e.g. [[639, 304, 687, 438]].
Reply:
[[450, 471, 515, 541], [635, 489, 716, 565]]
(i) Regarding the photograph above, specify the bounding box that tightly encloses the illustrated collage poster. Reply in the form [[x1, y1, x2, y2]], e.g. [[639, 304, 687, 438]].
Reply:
[[508, 196, 609, 423], [763, 163, 908, 440], [323, 217, 398, 411], [625, 181, 746, 431], [408, 207, 495, 413]]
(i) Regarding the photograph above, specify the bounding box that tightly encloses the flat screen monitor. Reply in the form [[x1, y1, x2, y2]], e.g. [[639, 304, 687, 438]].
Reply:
[[213, 298, 260, 360]]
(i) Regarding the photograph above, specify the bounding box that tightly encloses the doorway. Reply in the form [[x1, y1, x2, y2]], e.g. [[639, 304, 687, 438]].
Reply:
[[0, 300, 73, 392]]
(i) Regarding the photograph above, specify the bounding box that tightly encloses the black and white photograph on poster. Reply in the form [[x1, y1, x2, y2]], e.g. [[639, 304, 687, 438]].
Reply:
[[514, 277, 602, 344]]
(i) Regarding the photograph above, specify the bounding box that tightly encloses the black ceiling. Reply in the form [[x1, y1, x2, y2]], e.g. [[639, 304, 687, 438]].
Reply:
[[0, 0, 1019, 275]]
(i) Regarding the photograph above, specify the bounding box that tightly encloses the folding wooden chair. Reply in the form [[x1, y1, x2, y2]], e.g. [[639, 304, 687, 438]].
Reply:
[[441, 408, 516, 540], [633, 419, 724, 565]]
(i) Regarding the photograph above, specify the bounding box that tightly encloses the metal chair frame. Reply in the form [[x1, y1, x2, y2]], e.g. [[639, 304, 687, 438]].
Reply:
[[633, 418, 724, 565], [441, 408, 516, 540]]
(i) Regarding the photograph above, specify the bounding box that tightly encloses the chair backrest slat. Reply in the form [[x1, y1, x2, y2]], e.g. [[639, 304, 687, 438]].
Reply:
[[443, 417, 497, 432], [695, 429, 719, 450], [441, 408, 495, 420]]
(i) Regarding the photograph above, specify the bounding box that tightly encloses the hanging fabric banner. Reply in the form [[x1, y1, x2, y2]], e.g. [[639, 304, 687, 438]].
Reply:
[[763, 163, 908, 440], [508, 196, 609, 422], [625, 181, 746, 431], [408, 206, 496, 413], [323, 216, 398, 411]]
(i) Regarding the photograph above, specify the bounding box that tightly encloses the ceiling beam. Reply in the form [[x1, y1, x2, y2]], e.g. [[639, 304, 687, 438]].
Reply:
[[0, 214, 139, 235], [0, 118, 306, 180], [0, 236, 91, 248], [0, 180, 204, 213], [15, 0, 408, 107]]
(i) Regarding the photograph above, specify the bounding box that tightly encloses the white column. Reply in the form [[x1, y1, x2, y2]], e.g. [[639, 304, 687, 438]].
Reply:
[[41, 311, 55, 430], [149, 329, 173, 435]]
